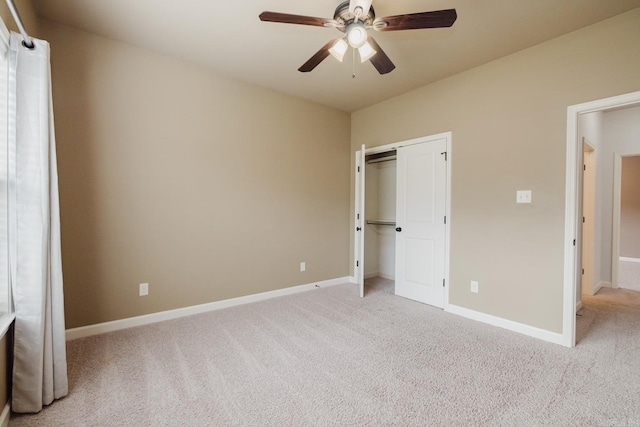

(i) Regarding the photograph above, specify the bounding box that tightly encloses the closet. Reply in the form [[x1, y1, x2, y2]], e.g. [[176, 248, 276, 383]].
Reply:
[[364, 150, 397, 281], [354, 134, 450, 308]]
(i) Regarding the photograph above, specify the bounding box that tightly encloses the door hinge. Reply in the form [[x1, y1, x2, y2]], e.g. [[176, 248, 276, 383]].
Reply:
[[582, 268, 584, 275], [583, 164, 586, 171], [573, 239, 576, 246], [444, 216, 447, 224], [356, 261, 359, 267], [358, 166, 360, 173], [442, 279, 445, 287], [357, 213, 360, 220], [583, 216, 585, 223], [441, 152, 448, 161]]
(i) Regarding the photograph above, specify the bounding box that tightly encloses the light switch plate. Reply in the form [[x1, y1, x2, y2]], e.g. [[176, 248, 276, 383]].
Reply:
[[139, 283, 149, 296], [516, 190, 532, 204]]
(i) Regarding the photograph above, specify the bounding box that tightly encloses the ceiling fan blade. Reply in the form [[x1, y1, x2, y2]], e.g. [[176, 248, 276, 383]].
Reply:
[[298, 39, 339, 73], [367, 37, 395, 75], [259, 11, 330, 27], [376, 9, 457, 31]]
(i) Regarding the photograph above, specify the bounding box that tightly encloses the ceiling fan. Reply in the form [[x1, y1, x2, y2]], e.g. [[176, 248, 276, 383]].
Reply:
[[259, 0, 457, 75]]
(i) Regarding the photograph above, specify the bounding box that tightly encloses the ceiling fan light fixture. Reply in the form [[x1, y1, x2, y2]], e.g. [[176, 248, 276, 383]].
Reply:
[[358, 42, 377, 62], [347, 24, 368, 48], [329, 38, 348, 62]]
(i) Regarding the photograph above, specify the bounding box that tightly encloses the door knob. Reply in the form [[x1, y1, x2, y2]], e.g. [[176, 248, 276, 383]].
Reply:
[[356, 227, 362, 231], [395, 227, 402, 232]]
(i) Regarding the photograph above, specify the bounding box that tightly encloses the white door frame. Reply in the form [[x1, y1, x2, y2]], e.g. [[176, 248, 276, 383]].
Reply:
[[580, 140, 595, 299], [564, 90, 640, 347], [354, 146, 366, 297], [354, 131, 452, 307]]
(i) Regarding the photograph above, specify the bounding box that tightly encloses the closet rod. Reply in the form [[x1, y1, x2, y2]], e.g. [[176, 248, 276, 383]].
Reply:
[[366, 156, 397, 165], [5, 0, 34, 49], [366, 220, 396, 226]]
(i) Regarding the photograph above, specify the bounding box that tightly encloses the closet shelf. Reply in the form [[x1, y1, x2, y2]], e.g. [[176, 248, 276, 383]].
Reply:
[[366, 220, 396, 226]]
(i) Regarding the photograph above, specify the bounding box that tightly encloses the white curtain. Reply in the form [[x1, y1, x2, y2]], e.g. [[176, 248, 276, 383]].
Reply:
[[7, 32, 68, 413]]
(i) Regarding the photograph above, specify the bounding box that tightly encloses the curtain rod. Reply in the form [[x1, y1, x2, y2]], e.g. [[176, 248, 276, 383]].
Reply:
[[5, 0, 34, 49]]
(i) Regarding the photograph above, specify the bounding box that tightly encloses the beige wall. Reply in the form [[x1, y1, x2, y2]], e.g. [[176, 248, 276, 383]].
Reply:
[[0, 0, 38, 37], [621, 156, 640, 259], [40, 20, 351, 329], [351, 9, 640, 333]]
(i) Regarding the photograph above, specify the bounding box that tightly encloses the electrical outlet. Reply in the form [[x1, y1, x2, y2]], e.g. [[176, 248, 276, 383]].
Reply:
[[139, 282, 149, 296], [300, 262, 306, 272], [470, 281, 479, 293], [516, 190, 532, 204]]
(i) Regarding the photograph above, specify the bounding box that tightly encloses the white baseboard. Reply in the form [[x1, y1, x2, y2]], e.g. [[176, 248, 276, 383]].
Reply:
[[364, 272, 395, 281], [1, 402, 10, 427], [594, 281, 611, 295], [445, 304, 566, 346], [620, 257, 640, 263], [66, 276, 353, 341], [582, 285, 595, 297]]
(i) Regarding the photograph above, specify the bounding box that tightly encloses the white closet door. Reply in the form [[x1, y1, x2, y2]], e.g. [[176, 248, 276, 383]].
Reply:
[[395, 139, 447, 307], [355, 145, 366, 297]]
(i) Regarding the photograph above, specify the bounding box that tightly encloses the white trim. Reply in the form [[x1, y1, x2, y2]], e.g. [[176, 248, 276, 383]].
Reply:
[[354, 150, 361, 292], [0, 402, 9, 427], [364, 272, 396, 281], [444, 134, 452, 309], [446, 304, 565, 346], [364, 131, 453, 156], [564, 102, 580, 348], [594, 281, 611, 295], [612, 153, 622, 289], [357, 145, 366, 297], [66, 276, 352, 341], [564, 91, 640, 348], [620, 257, 640, 263]]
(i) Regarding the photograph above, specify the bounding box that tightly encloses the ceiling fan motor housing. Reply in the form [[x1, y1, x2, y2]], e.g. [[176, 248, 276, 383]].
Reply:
[[348, 0, 373, 17], [334, 0, 376, 30]]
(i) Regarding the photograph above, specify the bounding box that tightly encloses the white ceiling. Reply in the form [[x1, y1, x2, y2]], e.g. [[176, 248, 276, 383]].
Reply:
[[32, 0, 640, 112]]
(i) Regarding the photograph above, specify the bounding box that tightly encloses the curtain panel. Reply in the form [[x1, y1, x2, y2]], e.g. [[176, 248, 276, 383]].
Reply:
[[8, 32, 68, 414]]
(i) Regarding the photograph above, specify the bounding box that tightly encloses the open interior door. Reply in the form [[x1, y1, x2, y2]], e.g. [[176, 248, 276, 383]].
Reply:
[[395, 139, 447, 307], [355, 145, 365, 297]]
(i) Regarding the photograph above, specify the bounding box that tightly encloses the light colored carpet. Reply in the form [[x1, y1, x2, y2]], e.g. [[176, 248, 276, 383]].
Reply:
[[10, 278, 640, 426]]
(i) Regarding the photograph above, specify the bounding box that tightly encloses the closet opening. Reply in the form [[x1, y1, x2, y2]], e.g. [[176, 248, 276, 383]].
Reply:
[[354, 132, 451, 307], [364, 150, 398, 292]]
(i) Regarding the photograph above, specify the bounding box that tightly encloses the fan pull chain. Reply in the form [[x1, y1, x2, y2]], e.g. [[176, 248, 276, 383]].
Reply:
[[352, 48, 356, 79]]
